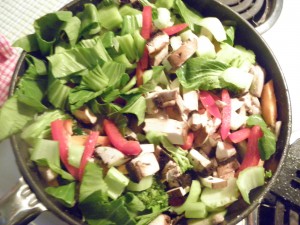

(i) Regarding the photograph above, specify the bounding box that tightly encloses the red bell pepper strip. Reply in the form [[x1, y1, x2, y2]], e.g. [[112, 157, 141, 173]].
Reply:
[[51, 119, 78, 179], [199, 91, 221, 119], [103, 119, 142, 156], [220, 89, 231, 140], [136, 62, 144, 87], [181, 132, 194, 150], [162, 23, 188, 36], [78, 131, 99, 181], [139, 47, 149, 70], [228, 128, 251, 143], [238, 125, 263, 173], [141, 6, 152, 40]]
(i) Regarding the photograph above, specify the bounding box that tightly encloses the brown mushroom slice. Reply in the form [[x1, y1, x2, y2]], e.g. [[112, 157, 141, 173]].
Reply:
[[151, 44, 169, 66], [126, 152, 160, 182], [38, 166, 58, 186], [217, 158, 240, 180], [146, 32, 169, 55], [249, 64, 266, 98], [167, 186, 187, 198], [152, 89, 178, 108], [73, 106, 97, 124], [149, 214, 172, 225], [161, 160, 182, 187], [200, 176, 228, 189], [167, 39, 198, 69]]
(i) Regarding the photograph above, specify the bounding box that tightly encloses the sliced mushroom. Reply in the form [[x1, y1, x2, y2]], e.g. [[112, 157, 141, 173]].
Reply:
[[149, 214, 172, 225], [167, 39, 198, 69], [217, 158, 240, 180], [73, 107, 97, 124], [167, 187, 187, 207], [38, 166, 58, 186], [193, 126, 209, 147], [240, 93, 261, 115], [205, 117, 221, 135], [215, 141, 237, 162], [188, 110, 209, 131], [200, 176, 228, 189], [167, 186, 187, 198], [249, 64, 266, 98], [151, 44, 169, 66], [146, 32, 169, 55], [126, 152, 160, 182], [152, 89, 178, 108], [188, 149, 213, 175], [183, 90, 199, 112], [95, 146, 130, 168], [161, 160, 182, 187], [140, 144, 155, 154]]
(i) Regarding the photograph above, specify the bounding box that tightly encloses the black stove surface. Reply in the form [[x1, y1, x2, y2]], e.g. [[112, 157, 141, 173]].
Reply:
[[217, 0, 283, 33]]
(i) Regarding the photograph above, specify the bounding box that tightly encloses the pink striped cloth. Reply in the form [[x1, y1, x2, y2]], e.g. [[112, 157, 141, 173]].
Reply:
[[0, 34, 20, 107]]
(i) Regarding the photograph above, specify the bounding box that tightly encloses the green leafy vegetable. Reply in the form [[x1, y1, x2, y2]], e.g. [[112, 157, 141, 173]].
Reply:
[[176, 57, 229, 91], [129, 177, 168, 212], [30, 139, 74, 180], [21, 110, 68, 145], [0, 96, 38, 141], [45, 182, 76, 207]]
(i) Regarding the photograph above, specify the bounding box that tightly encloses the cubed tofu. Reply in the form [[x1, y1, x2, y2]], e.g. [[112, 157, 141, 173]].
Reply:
[[95, 146, 129, 167], [143, 118, 188, 145]]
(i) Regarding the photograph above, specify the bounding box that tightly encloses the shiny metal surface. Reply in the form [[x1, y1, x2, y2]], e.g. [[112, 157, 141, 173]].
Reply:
[[0, 177, 46, 225]]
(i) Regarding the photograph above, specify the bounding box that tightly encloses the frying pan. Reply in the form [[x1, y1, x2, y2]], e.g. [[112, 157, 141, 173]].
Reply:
[[0, 0, 299, 224]]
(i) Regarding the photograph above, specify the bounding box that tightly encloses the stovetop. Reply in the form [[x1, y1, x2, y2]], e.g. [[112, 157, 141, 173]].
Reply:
[[1, 0, 300, 224]]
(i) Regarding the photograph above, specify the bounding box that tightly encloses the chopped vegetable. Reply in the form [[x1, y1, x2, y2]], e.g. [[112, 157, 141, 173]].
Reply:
[[162, 23, 188, 36], [238, 125, 263, 172], [78, 131, 99, 181], [228, 128, 251, 143], [220, 89, 231, 140], [236, 166, 265, 204], [261, 80, 277, 127], [2, 0, 281, 223], [51, 119, 78, 179], [141, 6, 152, 40], [103, 119, 142, 156], [199, 91, 221, 119]]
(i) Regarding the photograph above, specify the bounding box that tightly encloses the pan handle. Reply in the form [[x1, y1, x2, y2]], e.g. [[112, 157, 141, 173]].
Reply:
[[0, 177, 47, 225], [268, 137, 300, 208]]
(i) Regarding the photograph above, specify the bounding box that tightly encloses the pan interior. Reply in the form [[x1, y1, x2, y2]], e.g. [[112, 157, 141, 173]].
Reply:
[[10, 0, 292, 224]]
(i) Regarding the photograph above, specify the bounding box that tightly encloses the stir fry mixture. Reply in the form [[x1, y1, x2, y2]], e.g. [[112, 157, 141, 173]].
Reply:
[[0, 0, 281, 224]]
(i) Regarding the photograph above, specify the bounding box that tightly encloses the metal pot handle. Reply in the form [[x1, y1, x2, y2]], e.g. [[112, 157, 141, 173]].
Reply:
[[0, 177, 47, 225], [268, 137, 300, 208]]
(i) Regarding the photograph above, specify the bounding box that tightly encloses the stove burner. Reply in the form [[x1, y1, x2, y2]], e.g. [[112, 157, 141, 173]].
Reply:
[[217, 0, 283, 33]]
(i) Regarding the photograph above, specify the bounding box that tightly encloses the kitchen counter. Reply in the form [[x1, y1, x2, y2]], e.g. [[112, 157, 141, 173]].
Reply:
[[0, 0, 299, 224]]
